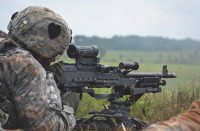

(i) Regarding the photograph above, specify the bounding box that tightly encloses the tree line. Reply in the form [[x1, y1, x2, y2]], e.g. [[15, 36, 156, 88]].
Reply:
[[73, 35, 200, 52]]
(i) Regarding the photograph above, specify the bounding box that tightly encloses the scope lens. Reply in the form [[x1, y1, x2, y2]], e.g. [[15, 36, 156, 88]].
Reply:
[[67, 44, 78, 58]]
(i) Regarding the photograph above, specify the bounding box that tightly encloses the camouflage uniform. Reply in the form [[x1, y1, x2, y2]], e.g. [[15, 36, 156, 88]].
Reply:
[[0, 6, 75, 131], [0, 38, 75, 130], [144, 99, 200, 131]]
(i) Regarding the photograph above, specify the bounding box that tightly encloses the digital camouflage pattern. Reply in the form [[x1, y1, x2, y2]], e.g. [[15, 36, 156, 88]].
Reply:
[[0, 38, 75, 130], [8, 6, 71, 59], [144, 99, 200, 131], [45, 62, 80, 113]]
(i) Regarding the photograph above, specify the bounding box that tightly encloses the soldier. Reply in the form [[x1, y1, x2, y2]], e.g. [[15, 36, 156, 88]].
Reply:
[[144, 99, 200, 131], [0, 6, 76, 130]]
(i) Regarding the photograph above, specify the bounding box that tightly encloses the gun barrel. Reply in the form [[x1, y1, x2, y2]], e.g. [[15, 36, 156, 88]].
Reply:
[[125, 72, 176, 78]]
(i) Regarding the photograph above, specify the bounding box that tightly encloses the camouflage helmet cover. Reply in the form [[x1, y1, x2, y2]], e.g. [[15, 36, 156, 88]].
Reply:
[[7, 6, 71, 58]]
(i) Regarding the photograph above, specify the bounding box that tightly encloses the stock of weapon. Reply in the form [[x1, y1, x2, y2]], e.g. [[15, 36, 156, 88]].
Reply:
[[58, 44, 176, 130]]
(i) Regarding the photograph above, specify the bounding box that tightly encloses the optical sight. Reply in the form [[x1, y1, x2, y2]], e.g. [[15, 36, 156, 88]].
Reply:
[[67, 44, 99, 59]]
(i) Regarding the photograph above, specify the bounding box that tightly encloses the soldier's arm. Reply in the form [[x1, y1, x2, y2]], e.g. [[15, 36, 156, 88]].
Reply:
[[144, 99, 200, 131], [46, 62, 80, 113], [1, 50, 73, 130]]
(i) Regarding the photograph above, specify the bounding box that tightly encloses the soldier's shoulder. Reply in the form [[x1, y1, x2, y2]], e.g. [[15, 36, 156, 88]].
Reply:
[[11, 48, 44, 68]]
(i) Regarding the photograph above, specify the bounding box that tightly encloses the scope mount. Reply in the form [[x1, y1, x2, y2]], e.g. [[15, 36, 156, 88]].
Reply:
[[76, 56, 100, 65]]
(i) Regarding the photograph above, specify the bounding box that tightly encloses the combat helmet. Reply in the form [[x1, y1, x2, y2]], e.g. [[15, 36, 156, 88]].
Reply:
[[7, 6, 72, 59]]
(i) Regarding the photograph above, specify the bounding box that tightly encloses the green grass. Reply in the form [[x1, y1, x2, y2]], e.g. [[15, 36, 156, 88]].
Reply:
[[100, 51, 200, 88], [101, 50, 200, 65]]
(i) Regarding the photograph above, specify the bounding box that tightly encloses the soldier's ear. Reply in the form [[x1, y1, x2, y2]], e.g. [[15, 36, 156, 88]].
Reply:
[[11, 12, 18, 20]]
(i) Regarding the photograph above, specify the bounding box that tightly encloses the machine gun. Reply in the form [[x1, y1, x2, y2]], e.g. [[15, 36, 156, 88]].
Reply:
[[58, 44, 176, 130]]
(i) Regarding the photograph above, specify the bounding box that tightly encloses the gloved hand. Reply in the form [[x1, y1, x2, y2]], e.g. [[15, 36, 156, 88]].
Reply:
[[61, 92, 80, 113], [45, 61, 63, 83]]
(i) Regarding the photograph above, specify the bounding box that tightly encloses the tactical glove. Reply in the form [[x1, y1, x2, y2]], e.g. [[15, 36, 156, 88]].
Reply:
[[61, 92, 80, 113], [46, 61, 63, 83]]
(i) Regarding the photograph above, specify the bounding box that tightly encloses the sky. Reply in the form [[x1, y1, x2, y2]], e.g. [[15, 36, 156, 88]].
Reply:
[[1, 0, 200, 40]]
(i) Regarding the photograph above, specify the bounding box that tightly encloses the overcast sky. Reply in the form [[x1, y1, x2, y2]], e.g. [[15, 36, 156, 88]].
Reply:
[[1, 0, 200, 40]]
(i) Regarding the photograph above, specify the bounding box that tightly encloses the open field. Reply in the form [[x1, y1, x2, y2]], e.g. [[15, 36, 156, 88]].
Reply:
[[60, 50, 200, 123], [101, 51, 200, 88]]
